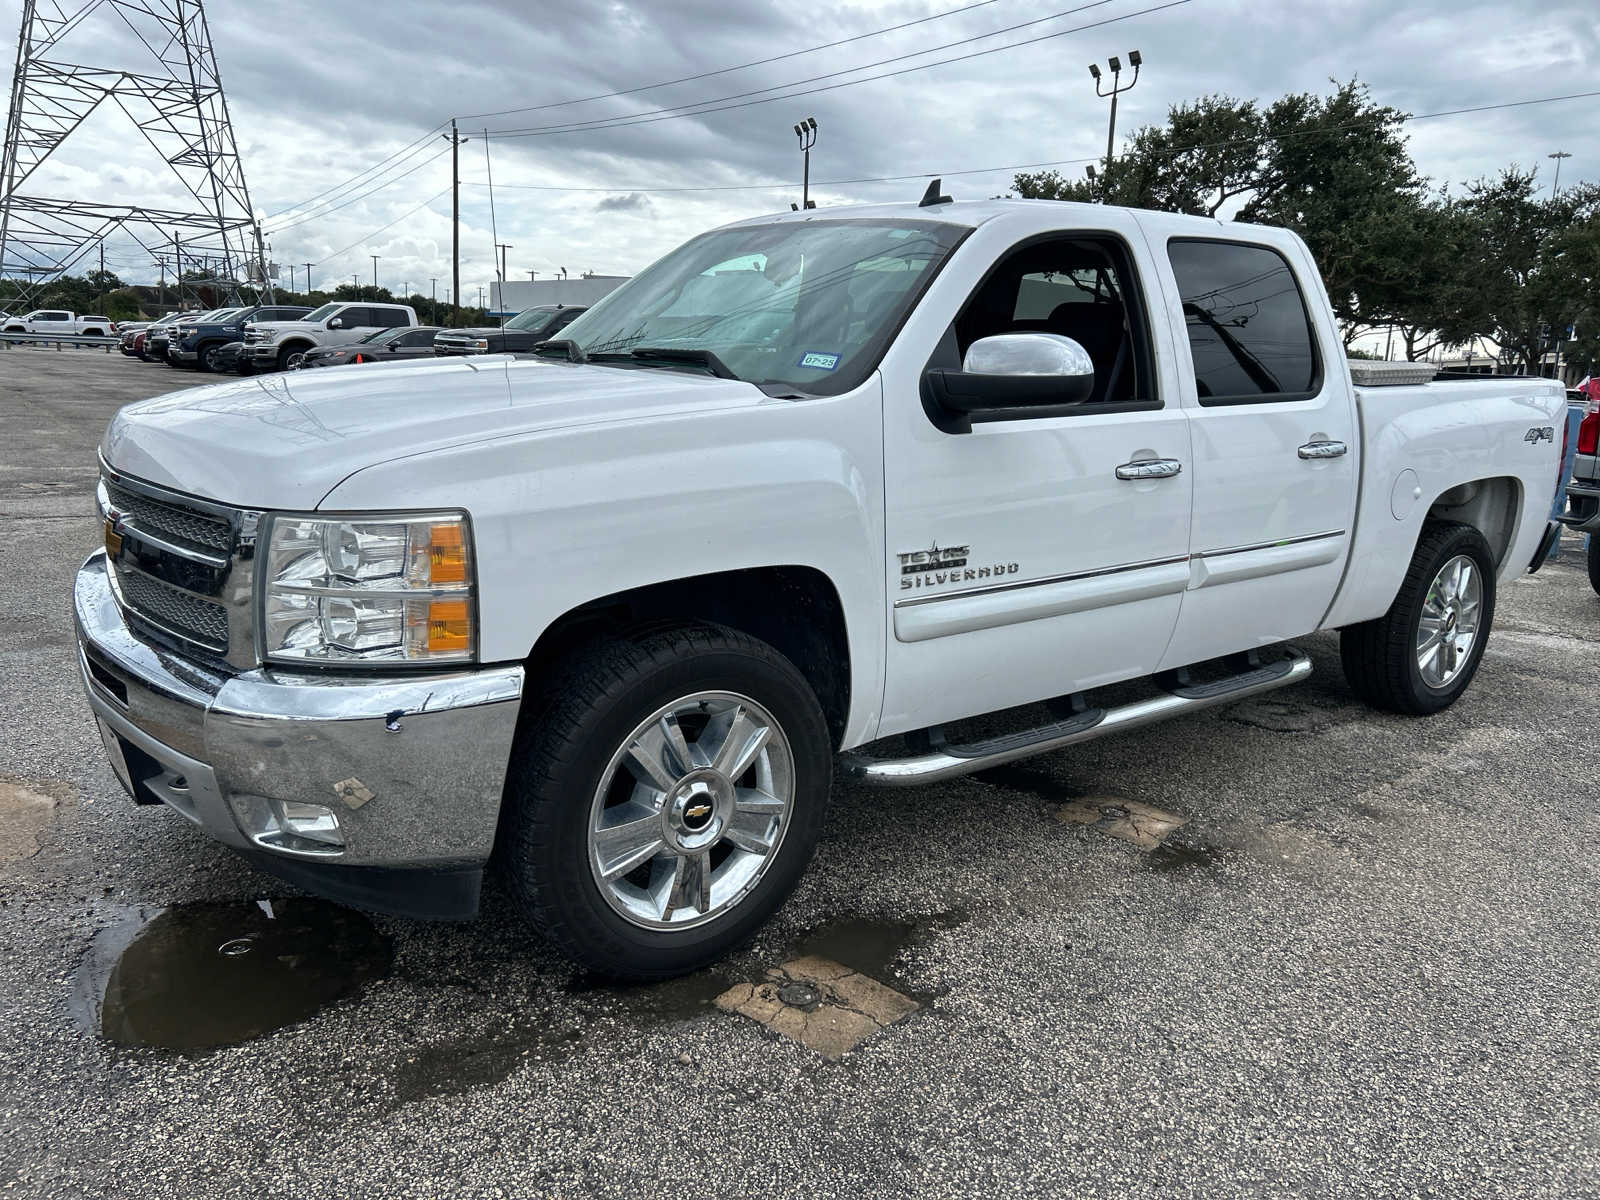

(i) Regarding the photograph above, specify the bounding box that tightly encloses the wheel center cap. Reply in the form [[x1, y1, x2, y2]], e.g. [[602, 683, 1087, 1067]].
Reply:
[[664, 770, 732, 849]]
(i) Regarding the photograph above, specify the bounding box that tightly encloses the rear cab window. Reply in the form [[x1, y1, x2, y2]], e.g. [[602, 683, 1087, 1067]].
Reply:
[[1166, 239, 1321, 405]]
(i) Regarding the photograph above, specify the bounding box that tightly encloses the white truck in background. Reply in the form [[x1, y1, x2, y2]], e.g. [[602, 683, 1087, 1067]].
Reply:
[[4, 309, 116, 336], [241, 300, 419, 371], [77, 194, 1565, 981]]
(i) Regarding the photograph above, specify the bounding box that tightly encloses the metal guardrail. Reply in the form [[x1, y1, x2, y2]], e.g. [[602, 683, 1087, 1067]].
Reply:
[[1, 331, 120, 352]]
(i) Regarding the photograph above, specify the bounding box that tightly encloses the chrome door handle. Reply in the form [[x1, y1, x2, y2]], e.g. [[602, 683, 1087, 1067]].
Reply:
[[1115, 458, 1183, 481], [1298, 439, 1348, 460]]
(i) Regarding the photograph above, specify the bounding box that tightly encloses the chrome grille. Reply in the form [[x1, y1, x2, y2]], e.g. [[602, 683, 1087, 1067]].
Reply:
[[99, 462, 259, 669], [118, 568, 230, 650], [105, 481, 231, 554]]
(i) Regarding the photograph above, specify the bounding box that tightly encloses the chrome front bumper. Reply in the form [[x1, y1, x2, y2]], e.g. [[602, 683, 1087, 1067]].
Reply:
[[74, 550, 524, 879]]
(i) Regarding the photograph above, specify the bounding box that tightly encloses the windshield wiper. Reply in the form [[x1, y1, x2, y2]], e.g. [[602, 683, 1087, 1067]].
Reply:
[[531, 338, 586, 363], [628, 346, 738, 379]]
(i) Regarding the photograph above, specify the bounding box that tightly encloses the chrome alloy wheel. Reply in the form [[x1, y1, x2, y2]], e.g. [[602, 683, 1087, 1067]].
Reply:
[[1417, 554, 1483, 689], [587, 691, 794, 931]]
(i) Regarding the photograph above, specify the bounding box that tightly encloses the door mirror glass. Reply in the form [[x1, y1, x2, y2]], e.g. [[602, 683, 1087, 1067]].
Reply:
[[924, 333, 1095, 433]]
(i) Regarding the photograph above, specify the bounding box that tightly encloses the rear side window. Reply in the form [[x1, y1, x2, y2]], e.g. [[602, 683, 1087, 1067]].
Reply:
[[374, 307, 408, 328], [1167, 239, 1320, 405]]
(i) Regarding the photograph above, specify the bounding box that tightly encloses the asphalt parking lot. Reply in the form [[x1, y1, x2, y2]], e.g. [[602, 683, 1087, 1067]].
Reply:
[[1, 349, 1597, 1198]]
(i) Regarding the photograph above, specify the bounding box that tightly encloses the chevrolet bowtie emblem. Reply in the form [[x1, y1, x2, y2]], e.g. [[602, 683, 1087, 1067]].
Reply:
[[685, 803, 712, 820]]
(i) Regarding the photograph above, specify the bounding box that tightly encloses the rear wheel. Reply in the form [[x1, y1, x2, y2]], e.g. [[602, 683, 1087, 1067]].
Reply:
[[1587, 536, 1600, 597], [1341, 522, 1496, 715], [501, 623, 832, 981]]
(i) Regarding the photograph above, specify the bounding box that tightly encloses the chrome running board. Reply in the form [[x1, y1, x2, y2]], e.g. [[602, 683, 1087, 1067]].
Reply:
[[841, 651, 1312, 788]]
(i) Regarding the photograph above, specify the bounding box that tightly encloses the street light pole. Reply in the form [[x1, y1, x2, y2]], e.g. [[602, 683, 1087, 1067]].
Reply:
[[370, 254, 380, 301], [793, 116, 818, 209], [1549, 150, 1572, 198], [1088, 50, 1141, 201]]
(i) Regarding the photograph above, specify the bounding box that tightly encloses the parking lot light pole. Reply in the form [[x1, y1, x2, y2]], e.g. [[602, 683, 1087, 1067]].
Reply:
[[793, 116, 818, 209], [1549, 150, 1572, 198], [1089, 50, 1141, 199], [370, 255, 380, 301]]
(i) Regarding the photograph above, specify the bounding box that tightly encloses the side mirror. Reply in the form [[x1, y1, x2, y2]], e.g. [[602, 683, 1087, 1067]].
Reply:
[[328, 317, 343, 329], [922, 333, 1095, 433]]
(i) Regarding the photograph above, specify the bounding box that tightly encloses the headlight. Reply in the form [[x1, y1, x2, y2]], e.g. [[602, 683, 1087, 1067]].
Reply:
[[259, 513, 475, 665], [471, 339, 490, 350]]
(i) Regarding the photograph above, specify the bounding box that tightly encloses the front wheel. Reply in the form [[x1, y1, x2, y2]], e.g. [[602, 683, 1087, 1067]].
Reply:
[[500, 623, 832, 981], [276, 345, 307, 371], [1340, 522, 1497, 715]]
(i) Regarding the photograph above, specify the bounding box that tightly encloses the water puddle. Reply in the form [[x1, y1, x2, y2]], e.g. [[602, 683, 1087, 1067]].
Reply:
[[72, 899, 391, 1050]]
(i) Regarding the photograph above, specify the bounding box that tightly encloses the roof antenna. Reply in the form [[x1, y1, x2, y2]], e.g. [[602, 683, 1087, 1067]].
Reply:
[[919, 178, 952, 207]]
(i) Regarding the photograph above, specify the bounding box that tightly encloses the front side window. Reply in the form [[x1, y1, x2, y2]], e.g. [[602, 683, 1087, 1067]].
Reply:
[[556, 218, 967, 396], [1167, 239, 1320, 404], [505, 306, 559, 332], [336, 307, 372, 327]]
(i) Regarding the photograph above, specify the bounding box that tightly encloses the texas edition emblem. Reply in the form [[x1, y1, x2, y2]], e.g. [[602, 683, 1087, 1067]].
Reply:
[[897, 543, 1020, 591]]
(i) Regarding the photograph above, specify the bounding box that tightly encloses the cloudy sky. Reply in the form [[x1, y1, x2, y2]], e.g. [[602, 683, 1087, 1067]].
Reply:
[[9, 0, 1598, 300]]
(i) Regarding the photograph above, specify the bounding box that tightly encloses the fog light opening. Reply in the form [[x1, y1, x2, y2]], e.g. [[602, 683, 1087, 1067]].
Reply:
[[271, 799, 345, 848]]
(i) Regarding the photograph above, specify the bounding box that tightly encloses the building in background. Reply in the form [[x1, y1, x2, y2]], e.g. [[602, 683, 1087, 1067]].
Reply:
[[489, 275, 628, 317]]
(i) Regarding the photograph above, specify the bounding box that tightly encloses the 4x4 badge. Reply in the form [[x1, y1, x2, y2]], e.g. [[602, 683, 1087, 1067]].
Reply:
[[1524, 426, 1554, 444]]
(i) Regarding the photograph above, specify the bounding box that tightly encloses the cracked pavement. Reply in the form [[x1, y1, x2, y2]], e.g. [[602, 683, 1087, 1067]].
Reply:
[[1, 351, 1597, 1198]]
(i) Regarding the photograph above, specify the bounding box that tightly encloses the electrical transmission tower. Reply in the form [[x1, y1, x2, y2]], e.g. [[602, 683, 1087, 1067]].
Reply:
[[1, 0, 268, 309]]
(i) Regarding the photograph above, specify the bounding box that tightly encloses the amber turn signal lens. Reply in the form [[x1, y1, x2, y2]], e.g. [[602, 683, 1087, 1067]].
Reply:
[[426, 598, 471, 653], [428, 523, 468, 584]]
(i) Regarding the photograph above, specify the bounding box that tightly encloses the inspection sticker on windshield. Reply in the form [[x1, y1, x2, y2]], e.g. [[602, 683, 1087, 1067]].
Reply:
[[797, 351, 840, 371]]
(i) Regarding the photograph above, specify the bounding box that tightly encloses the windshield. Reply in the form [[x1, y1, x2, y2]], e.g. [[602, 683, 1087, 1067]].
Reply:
[[505, 306, 560, 331], [556, 218, 966, 395], [301, 303, 340, 322]]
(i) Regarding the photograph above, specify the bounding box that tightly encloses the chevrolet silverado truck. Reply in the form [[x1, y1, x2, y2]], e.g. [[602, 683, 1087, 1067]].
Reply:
[[167, 303, 312, 371], [77, 196, 1566, 979], [242, 301, 418, 372], [432, 304, 586, 356]]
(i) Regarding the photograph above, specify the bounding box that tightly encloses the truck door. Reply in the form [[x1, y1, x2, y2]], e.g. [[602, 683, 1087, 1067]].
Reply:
[[1149, 233, 1358, 669], [878, 219, 1193, 737]]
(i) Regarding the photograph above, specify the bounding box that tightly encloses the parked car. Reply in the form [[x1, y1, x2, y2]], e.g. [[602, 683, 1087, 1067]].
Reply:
[[433, 305, 586, 356], [118, 323, 153, 355], [167, 304, 313, 371], [205, 340, 254, 375], [76, 197, 1567, 979], [131, 313, 185, 360], [3, 309, 115, 337], [145, 309, 225, 361], [1560, 387, 1600, 593], [295, 325, 445, 368], [243, 301, 419, 372]]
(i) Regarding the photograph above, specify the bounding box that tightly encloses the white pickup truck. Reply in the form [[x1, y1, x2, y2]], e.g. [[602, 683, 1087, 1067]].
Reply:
[[77, 195, 1565, 978], [241, 300, 419, 372], [5, 309, 115, 337]]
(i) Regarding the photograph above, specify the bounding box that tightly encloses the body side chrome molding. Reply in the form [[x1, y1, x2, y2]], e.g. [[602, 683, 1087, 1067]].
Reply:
[[894, 552, 1191, 609], [1195, 528, 1346, 559]]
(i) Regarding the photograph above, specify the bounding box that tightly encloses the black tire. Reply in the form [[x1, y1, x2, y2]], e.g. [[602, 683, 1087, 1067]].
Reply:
[[276, 344, 307, 372], [1587, 536, 1600, 597], [195, 343, 218, 372], [500, 622, 832, 981], [1340, 522, 1496, 715]]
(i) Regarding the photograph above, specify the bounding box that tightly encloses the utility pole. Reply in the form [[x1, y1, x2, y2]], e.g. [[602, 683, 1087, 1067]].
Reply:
[[528, 270, 536, 281], [793, 117, 818, 209], [1549, 150, 1572, 198], [370, 254, 380, 301], [303, 262, 313, 296], [172, 229, 183, 310], [253, 220, 274, 303], [351, 273, 359, 297], [97, 240, 104, 309], [1088, 50, 1142, 199], [442, 120, 469, 325], [430, 277, 438, 324], [476, 284, 484, 314]]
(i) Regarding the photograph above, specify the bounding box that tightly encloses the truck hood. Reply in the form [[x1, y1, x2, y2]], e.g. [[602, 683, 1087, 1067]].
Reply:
[[101, 356, 770, 510]]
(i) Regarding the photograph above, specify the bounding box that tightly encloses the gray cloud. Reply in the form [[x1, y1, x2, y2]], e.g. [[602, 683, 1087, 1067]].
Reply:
[[12, 0, 1598, 293], [594, 192, 655, 214]]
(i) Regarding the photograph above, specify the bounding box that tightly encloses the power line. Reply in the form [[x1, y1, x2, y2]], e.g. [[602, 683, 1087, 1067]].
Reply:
[[461, 87, 1600, 197], [481, 0, 1147, 139], [456, 0, 1011, 121], [264, 146, 451, 235], [312, 188, 452, 267], [260, 124, 447, 220]]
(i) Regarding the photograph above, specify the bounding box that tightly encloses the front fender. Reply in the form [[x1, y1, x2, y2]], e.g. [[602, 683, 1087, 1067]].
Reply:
[[320, 377, 889, 746]]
